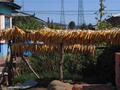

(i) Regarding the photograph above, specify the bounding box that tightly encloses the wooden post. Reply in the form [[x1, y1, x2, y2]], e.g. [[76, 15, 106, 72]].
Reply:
[[59, 43, 64, 81], [7, 58, 14, 86], [7, 42, 14, 86], [115, 53, 120, 89]]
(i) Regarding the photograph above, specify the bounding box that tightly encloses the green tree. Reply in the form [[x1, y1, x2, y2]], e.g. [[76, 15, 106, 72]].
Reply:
[[68, 21, 76, 30], [80, 23, 87, 30], [87, 23, 95, 30], [98, 21, 112, 30], [47, 20, 62, 30]]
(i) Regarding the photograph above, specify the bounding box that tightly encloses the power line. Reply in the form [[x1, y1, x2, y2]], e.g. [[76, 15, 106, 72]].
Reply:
[[23, 11, 118, 16], [23, 10, 120, 13], [22, 9, 120, 17]]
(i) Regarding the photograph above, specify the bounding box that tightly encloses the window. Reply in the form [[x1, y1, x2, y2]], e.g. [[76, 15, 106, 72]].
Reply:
[[5, 16, 10, 29]]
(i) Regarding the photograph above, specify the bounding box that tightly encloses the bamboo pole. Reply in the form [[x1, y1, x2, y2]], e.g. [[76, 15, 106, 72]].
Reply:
[[59, 43, 64, 81], [21, 56, 40, 79]]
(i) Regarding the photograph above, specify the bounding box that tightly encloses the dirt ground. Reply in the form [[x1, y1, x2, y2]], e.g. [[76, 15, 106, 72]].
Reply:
[[28, 87, 47, 90]]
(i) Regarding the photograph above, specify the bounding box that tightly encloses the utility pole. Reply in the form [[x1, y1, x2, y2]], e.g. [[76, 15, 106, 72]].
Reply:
[[60, 0, 65, 29], [78, 0, 85, 28]]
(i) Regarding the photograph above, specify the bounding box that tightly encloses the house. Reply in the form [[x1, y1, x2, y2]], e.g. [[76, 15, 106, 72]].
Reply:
[[0, 0, 21, 63], [106, 14, 120, 27]]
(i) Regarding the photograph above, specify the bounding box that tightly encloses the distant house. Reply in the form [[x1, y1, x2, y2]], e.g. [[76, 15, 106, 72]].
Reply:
[[106, 14, 120, 27], [0, 0, 20, 62]]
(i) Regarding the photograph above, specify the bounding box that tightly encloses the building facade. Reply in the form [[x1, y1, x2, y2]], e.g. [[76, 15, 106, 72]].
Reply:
[[0, 0, 20, 62]]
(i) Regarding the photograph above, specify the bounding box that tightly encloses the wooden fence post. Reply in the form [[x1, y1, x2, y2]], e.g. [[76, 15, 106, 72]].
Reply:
[[59, 43, 64, 81], [8, 43, 14, 86], [115, 53, 120, 89]]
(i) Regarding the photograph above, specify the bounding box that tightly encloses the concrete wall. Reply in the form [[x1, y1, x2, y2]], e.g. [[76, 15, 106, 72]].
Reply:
[[0, 15, 9, 61], [0, 3, 17, 61], [0, 14, 12, 61], [0, 43, 8, 61]]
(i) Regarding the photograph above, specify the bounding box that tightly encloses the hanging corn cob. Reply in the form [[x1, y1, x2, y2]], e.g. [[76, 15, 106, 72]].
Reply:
[[1, 27, 120, 45], [11, 43, 96, 56]]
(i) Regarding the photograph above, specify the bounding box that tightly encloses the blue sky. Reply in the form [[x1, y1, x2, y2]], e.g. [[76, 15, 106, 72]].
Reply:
[[15, 0, 120, 25]]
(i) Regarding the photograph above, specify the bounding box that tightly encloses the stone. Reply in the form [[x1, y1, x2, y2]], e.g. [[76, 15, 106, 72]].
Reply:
[[72, 84, 83, 90], [47, 80, 73, 90]]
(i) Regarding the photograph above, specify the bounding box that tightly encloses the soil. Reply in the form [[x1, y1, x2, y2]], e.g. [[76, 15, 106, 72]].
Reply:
[[28, 87, 47, 90]]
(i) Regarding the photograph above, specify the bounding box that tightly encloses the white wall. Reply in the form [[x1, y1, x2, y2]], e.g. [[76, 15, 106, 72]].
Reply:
[[10, 17, 12, 28], [0, 15, 5, 30], [0, 15, 12, 30]]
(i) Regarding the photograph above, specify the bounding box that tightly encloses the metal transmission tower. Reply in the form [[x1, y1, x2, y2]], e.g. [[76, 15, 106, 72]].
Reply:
[[22, 0, 24, 11], [78, 0, 85, 28], [60, 0, 65, 29]]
